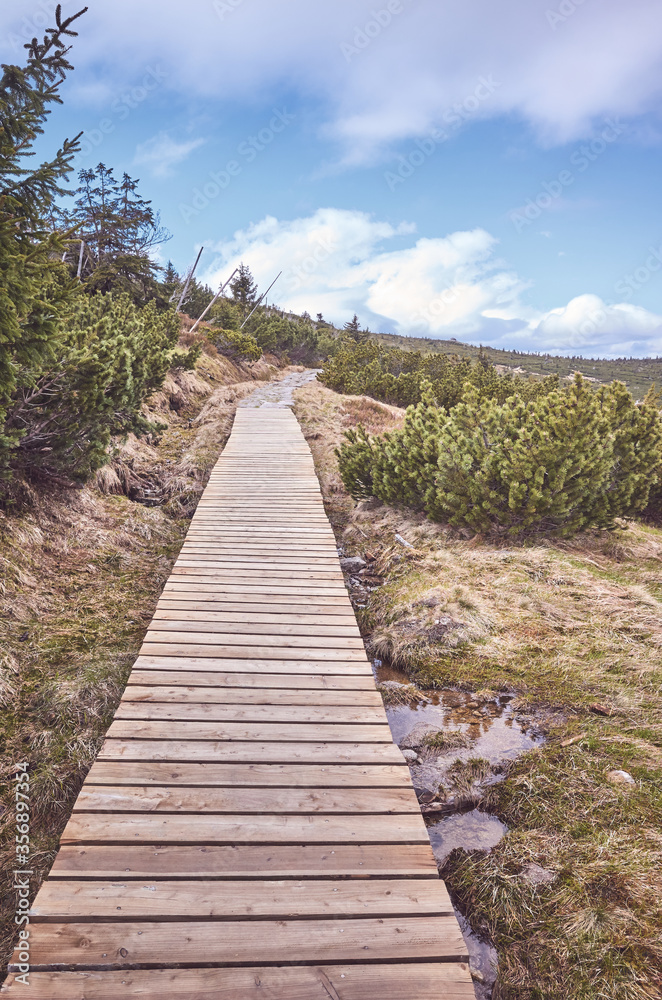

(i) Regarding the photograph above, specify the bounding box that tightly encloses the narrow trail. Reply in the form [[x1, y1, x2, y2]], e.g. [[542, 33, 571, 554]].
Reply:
[[3, 392, 475, 999]]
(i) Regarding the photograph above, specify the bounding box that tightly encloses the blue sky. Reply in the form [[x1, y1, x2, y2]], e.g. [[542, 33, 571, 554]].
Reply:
[[4, 0, 662, 356]]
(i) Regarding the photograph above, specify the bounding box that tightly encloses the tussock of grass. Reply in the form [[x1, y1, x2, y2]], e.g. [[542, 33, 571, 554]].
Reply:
[[376, 682, 426, 705], [423, 730, 474, 752], [294, 380, 662, 1000], [447, 757, 494, 792]]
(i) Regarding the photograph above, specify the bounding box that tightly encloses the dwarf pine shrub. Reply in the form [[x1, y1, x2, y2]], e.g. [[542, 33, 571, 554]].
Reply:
[[337, 376, 662, 537], [3, 294, 180, 481], [320, 338, 559, 409]]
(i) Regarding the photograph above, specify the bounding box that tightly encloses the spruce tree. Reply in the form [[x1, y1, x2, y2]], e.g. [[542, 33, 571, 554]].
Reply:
[[60, 163, 170, 300], [230, 262, 258, 309], [0, 5, 88, 467]]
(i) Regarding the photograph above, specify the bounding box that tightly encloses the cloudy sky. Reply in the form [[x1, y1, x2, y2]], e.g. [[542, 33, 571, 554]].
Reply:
[[4, 0, 662, 356]]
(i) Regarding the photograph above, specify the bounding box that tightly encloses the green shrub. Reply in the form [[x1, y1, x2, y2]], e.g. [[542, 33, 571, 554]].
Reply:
[[3, 294, 179, 481], [211, 328, 262, 362], [320, 339, 559, 409], [337, 376, 662, 537]]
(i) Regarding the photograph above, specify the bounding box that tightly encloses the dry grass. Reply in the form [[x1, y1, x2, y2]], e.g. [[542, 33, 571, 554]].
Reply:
[[0, 353, 296, 975], [294, 380, 662, 1000]]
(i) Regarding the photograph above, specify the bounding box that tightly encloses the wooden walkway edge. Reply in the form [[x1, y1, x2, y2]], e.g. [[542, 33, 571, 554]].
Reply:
[[2, 408, 475, 999]]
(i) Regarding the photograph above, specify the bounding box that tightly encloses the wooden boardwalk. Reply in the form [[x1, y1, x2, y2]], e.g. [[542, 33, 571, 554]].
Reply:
[[3, 408, 475, 998]]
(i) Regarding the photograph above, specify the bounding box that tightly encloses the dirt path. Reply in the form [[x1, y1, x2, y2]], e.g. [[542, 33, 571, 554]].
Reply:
[[238, 369, 320, 407]]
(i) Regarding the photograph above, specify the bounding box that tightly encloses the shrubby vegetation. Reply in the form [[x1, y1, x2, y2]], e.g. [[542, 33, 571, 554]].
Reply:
[[319, 338, 559, 408], [338, 376, 662, 537], [4, 294, 180, 480], [0, 11, 185, 494]]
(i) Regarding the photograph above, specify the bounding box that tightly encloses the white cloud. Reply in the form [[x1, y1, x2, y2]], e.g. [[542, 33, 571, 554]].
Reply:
[[4, 0, 662, 162], [133, 132, 205, 178], [201, 208, 662, 357], [527, 294, 662, 357]]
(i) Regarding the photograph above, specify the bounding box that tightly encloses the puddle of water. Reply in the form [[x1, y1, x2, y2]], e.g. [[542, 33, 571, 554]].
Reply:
[[373, 659, 542, 999], [427, 808, 507, 864], [457, 912, 498, 1000]]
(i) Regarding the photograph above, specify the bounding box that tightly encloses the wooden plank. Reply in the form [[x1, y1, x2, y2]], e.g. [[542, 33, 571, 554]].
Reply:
[[0, 964, 475, 999], [105, 720, 393, 742], [30, 878, 451, 919], [128, 670, 377, 690], [49, 843, 438, 878], [133, 656, 372, 674], [98, 740, 406, 764], [122, 685, 383, 706], [142, 628, 364, 648], [153, 598, 364, 628], [163, 577, 352, 596], [145, 621, 363, 638], [15, 916, 468, 968], [61, 812, 429, 845], [114, 703, 385, 724], [72, 785, 420, 814], [85, 761, 412, 786], [139, 644, 369, 663]]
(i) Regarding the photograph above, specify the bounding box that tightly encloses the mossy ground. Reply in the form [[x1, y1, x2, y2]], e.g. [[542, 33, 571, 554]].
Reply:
[[294, 380, 662, 1000]]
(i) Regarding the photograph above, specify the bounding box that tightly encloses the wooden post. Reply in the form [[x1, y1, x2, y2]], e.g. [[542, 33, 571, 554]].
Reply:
[[189, 268, 239, 334]]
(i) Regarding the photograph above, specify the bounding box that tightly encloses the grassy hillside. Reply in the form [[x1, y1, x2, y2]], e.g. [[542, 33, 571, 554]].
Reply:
[[373, 332, 662, 400]]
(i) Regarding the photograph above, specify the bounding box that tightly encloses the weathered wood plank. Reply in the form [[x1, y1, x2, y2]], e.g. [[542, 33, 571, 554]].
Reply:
[[121, 686, 383, 706], [153, 607, 360, 626], [128, 670, 377, 690], [30, 878, 451, 919], [138, 643, 369, 662], [61, 812, 429, 845], [133, 655, 372, 674], [73, 785, 420, 814], [105, 720, 393, 742], [98, 739, 406, 763], [114, 702, 385, 724], [49, 843, 438, 878], [0, 964, 475, 999], [142, 626, 364, 646], [84, 761, 411, 786], [15, 916, 468, 968]]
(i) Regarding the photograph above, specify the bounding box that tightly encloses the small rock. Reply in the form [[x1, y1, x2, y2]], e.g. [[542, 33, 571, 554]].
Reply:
[[607, 769, 635, 786], [340, 556, 367, 573], [379, 680, 406, 690], [395, 533, 414, 549], [399, 721, 442, 751], [521, 862, 556, 886], [401, 749, 420, 763], [590, 702, 614, 717], [470, 969, 485, 983]]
